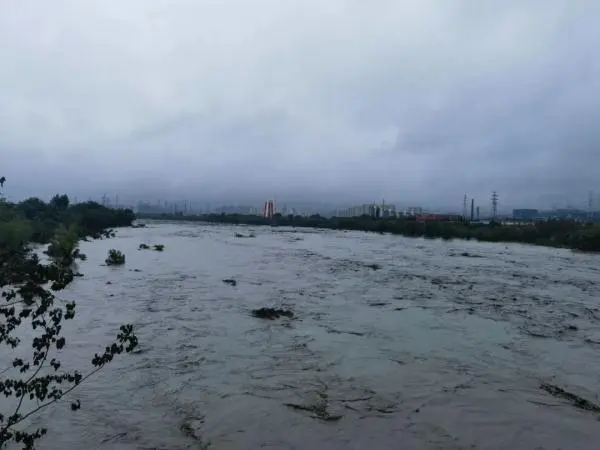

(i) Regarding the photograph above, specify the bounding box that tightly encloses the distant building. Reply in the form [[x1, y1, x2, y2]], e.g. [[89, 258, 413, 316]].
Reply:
[[513, 209, 540, 221], [405, 207, 423, 216], [336, 203, 397, 218], [546, 208, 588, 221]]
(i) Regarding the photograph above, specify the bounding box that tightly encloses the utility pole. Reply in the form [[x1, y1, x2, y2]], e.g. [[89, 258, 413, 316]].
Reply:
[[491, 191, 498, 220]]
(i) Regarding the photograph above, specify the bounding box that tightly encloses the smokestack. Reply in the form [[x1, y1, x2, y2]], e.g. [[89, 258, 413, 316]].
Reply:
[[476, 206, 480, 221], [470, 199, 474, 221]]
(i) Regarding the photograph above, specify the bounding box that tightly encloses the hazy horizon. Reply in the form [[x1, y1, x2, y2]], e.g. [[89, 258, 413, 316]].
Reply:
[[1, 1, 599, 210]]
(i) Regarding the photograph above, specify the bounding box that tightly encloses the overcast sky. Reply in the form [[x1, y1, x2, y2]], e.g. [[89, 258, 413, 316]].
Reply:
[[1, 0, 599, 211]]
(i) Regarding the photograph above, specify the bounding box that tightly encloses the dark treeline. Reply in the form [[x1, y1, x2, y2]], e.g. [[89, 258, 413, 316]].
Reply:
[[0, 194, 135, 245], [138, 212, 600, 252]]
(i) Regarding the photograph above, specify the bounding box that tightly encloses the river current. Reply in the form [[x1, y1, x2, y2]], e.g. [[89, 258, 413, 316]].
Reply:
[[14, 221, 600, 449]]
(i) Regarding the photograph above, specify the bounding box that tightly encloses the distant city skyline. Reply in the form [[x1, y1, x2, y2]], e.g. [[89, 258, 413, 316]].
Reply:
[[4, 178, 598, 220], [64, 189, 600, 218]]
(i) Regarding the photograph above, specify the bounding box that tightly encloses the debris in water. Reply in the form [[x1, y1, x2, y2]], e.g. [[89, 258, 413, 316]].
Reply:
[[139, 243, 165, 251], [251, 307, 294, 319], [179, 418, 210, 449], [460, 252, 483, 258], [222, 278, 237, 286], [234, 232, 255, 238], [325, 327, 365, 337], [539, 383, 600, 413]]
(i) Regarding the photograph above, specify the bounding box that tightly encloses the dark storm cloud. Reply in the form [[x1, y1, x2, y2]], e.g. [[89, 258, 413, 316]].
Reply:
[[1, 0, 599, 210]]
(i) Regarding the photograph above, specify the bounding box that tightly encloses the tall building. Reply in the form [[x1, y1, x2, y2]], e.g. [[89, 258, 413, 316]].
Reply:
[[263, 200, 275, 218]]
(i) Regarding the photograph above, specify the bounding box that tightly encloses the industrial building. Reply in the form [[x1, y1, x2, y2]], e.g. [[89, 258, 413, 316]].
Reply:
[[512, 209, 540, 221]]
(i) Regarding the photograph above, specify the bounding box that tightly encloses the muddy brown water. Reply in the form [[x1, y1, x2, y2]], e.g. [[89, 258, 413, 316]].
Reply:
[[10, 221, 600, 449]]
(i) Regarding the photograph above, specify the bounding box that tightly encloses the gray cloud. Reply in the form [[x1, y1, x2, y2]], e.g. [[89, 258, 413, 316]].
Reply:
[[1, 0, 599, 211]]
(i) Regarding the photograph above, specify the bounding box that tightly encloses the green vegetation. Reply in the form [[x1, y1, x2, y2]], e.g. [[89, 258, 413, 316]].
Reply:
[[1, 195, 138, 449], [138, 212, 600, 252], [45, 224, 86, 267], [1, 195, 135, 243], [105, 249, 126, 266]]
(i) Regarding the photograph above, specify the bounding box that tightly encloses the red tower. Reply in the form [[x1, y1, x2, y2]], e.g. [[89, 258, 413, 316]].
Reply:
[[263, 200, 275, 218]]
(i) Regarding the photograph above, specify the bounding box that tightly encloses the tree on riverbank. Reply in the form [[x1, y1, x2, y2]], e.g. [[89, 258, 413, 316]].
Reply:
[[1, 196, 139, 449]]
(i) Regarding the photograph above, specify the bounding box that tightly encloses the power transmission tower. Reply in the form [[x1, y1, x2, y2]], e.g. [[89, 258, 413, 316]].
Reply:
[[491, 191, 498, 220]]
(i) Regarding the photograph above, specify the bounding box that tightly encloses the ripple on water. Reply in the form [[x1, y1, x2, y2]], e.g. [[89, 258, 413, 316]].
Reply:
[[15, 222, 600, 450]]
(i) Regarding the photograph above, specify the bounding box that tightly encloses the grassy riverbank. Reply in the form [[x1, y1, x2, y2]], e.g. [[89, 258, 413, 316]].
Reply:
[[137, 212, 600, 252]]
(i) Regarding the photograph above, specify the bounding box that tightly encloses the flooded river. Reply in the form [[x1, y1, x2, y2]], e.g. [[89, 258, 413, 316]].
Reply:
[[22, 222, 600, 449]]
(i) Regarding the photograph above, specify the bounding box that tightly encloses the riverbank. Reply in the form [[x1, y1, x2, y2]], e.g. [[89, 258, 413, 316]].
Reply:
[[1, 196, 138, 448], [137, 212, 600, 252]]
